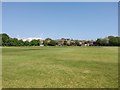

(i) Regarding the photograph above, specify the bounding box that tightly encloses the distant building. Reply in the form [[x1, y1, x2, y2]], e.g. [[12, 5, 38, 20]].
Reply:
[[40, 39, 44, 46]]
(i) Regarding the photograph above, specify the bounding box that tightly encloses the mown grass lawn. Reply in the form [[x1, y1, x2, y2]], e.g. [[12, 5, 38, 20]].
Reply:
[[2, 46, 118, 88]]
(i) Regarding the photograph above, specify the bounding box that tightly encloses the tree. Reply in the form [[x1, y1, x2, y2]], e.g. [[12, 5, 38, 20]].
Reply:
[[108, 36, 120, 46], [96, 38, 102, 46], [96, 36, 120, 46], [101, 38, 109, 46], [1, 33, 10, 46], [96, 38, 108, 46], [0, 34, 2, 46], [5, 38, 19, 46], [48, 40, 58, 46], [61, 38, 65, 40], [6, 38, 14, 46], [70, 41, 75, 46], [30, 39, 40, 46], [108, 36, 114, 46], [64, 40, 67, 46], [24, 41, 30, 46], [45, 38, 52, 41], [43, 40, 48, 46], [43, 38, 52, 46], [118, 37, 120, 46], [12, 38, 19, 46], [75, 40, 80, 46], [18, 39, 24, 46]]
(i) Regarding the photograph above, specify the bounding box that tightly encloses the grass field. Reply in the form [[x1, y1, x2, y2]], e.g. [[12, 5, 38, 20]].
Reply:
[[2, 46, 118, 88]]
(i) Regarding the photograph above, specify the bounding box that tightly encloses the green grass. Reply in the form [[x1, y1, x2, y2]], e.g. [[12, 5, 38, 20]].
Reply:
[[0, 47, 2, 89], [2, 46, 118, 88]]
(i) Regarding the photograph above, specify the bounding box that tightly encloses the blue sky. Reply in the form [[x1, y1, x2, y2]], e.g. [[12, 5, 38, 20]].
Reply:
[[2, 2, 118, 40], [0, 2, 2, 33]]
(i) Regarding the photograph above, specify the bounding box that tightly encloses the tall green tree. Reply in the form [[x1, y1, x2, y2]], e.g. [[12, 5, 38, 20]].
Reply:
[[0, 34, 2, 46], [24, 41, 30, 46], [43, 38, 52, 46], [30, 39, 40, 46], [18, 39, 24, 46], [6, 38, 14, 46], [12, 38, 19, 46], [75, 40, 80, 46], [1, 33, 10, 46], [48, 40, 58, 46], [63, 40, 67, 46], [108, 36, 120, 46]]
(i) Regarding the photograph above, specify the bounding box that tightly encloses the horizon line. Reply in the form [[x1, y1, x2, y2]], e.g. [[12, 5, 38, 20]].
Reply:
[[1, 33, 119, 41]]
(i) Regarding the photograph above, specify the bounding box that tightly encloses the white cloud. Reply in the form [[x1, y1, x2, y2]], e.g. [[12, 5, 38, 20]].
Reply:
[[21, 37, 43, 42]]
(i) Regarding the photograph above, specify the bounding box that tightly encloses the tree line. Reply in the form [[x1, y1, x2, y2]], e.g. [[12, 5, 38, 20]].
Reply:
[[0, 33, 58, 46], [95, 36, 120, 46], [0, 33, 120, 46]]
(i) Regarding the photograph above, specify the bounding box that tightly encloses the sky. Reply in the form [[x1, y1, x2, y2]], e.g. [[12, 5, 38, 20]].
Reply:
[[2, 2, 118, 40], [0, 2, 2, 33], [1, 0, 120, 2]]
